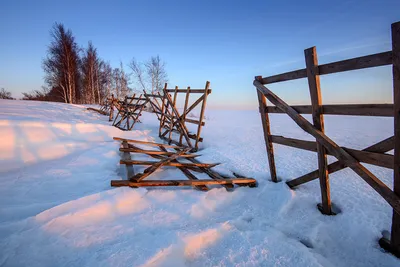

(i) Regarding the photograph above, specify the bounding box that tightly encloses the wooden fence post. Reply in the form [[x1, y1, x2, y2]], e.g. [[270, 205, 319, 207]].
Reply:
[[255, 76, 278, 182], [304, 47, 332, 215], [194, 81, 210, 151], [180, 86, 191, 145], [159, 83, 168, 137], [381, 21, 400, 257], [109, 94, 114, 121]]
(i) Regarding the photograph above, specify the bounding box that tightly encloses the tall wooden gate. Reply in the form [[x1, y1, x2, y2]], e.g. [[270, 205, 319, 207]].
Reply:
[[254, 21, 400, 257]]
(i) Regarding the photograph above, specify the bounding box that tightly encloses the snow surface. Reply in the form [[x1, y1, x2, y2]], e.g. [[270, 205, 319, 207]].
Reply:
[[0, 99, 399, 267]]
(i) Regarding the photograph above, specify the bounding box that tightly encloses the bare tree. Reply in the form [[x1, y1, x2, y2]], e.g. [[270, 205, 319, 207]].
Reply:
[[0, 88, 14, 100], [110, 62, 130, 99], [129, 55, 168, 94], [81, 41, 102, 104], [100, 61, 113, 102], [42, 23, 81, 104], [146, 55, 167, 93]]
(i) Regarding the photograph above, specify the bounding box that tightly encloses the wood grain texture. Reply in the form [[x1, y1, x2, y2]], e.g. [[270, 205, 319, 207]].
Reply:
[[120, 160, 219, 168], [255, 76, 277, 182], [111, 178, 257, 187], [254, 79, 400, 216], [305, 47, 331, 214], [390, 20, 400, 254], [266, 104, 393, 117]]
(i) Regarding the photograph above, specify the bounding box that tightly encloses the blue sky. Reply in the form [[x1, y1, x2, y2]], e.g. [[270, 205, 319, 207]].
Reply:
[[0, 0, 399, 109]]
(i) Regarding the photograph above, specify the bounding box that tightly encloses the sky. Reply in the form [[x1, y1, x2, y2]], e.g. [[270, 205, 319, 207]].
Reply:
[[0, 0, 399, 109]]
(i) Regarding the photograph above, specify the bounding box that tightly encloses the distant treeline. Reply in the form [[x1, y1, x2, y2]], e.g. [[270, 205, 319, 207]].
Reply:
[[14, 22, 168, 104]]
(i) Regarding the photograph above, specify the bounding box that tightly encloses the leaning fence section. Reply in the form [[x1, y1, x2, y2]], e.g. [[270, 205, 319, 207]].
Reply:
[[253, 21, 400, 257], [159, 81, 211, 151]]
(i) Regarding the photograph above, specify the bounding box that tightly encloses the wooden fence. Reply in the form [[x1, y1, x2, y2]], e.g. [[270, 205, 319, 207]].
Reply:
[[253, 21, 400, 257], [159, 82, 211, 151]]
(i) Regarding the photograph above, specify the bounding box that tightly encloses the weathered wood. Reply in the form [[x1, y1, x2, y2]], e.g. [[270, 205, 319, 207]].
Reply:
[[165, 89, 212, 93], [168, 86, 179, 142], [260, 51, 392, 85], [256, 76, 277, 182], [272, 135, 393, 169], [87, 107, 107, 115], [389, 20, 400, 256], [271, 135, 317, 151], [162, 126, 204, 142], [113, 137, 184, 149], [120, 160, 219, 168], [128, 144, 203, 174], [163, 87, 193, 148], [159, 83, 168, 137], [286, 136, 395, 188], [254, 79, 400, 216], [266, 104, 393, 117], [260, 68, 307, 84], [318, 51, 392, 75], [130, 148, 190, 182], [144, 94, 163, 98], [111, 178, 257, 187], [121, 141, 135, 179], [180, 86, 191, 145], [158, 145, 208, 191], [119, 148, 199, 158], [185, 118, 205, 126], [194, 81, 210, 151], [305, 47, 331, 214], [184, 156, 234, 189]]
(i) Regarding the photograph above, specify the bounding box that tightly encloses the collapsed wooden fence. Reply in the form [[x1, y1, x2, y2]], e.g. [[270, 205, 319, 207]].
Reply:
[[254, 21, 400, 257], [111, 137, 257, 190]]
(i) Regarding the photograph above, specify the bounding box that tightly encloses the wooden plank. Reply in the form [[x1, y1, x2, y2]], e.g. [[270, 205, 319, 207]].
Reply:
[[160, 136, 185, 147], [260, 51, 392, 85], [165, 89, 212, 93], [131, 148, 190, 182], [86, 107, 107, 115], [121, 141, 135, 179], [271, 135, 393, 169], [120, 160, 219, 168], [159, 83, 168, 137], [255, 76, 277, 182], [168, 86, 179, 142], [260, 68, 307, 84], [271, 135, 317, 152], [144, 94, 163, 98], [162, 126, 204, 142], [119, 148, 199, 158], [266, 104, 393, 117], [184, 156, 234, 189], [254, 79, 400, 216], [285, 136, 395, 188], [305, 47, 331, 214], [111, 178, 257, 187], [158, 145, 208, 191], [186, 118, 205, 126], [163, 87, 193, 148], [180, 86, 191, 145], [128, 144, 203, 174], [113, 137, 184, 149], [390, 20, 400, 255], [194, 81, 210, 151], [318, 51, 392, 75]]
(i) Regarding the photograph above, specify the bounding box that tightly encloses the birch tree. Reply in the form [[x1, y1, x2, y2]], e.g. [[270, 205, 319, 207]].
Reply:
[[129, 55, 167, 94], [42, 23, 81, 104]]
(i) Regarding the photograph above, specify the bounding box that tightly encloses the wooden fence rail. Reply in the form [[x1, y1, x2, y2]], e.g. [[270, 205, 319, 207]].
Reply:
[[253, 21, 400, 257]]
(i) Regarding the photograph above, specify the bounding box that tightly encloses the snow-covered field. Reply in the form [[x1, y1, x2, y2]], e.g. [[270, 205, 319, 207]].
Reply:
[[0, 99, 399, 267]]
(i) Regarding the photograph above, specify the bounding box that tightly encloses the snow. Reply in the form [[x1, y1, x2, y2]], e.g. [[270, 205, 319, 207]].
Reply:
[[0, 98, 399, 266]]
